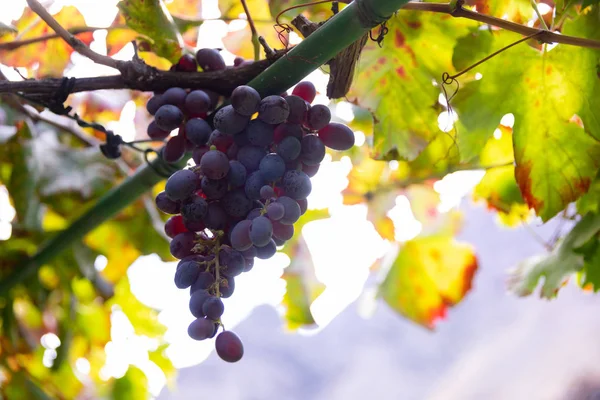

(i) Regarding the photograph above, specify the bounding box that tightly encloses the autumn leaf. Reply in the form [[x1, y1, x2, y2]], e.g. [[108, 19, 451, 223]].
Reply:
[[379, 235, 478, 329]]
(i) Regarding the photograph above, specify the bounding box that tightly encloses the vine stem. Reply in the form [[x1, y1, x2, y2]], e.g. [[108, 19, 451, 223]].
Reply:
[[240, 0, 261, 61]]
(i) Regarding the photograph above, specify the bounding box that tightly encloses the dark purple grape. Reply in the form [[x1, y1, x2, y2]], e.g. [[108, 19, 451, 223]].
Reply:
[[163, 135, 186, 163], [215, 331, 244, 362], [162, 87, 188, 108], [180, 194, 208, 223], [302, 163, 320, 177], [258, 153, 285, 182], [165, 169, 199, 201], [185, 118, 212, 146], [266, 202, 284, 220], [297, 198, 308, 215], [165, 215, 187, 238], [318, 122, 355, 150], [227, 143, 239, 159], [227, 160, 247, 188], [306, 104, 331, 130], [213, 105, 250, 135], [200, 149, 230, 180], [204, 90, 220, 110], [292, 81, 316, 103], [274, 123, 303, 143], [219, 247, 245, 277], [243, 258, 254, 272], [276, 136, 302, 162], [300, 134, 326, 166], [249, 216, 273, 247], [231, 85, 261, 116], [177, 53, 198, 72], [147, 121, 170, 140], [260, 185, 275, 200], [192, 145, 209, 165], [219, 276, 235, 298], [233, 128, 250, 147], [233, 56, 245, 66], [242, 246, 256, 259], [201, 176, 228, 200], [188, 317, 216, 340], [174, 260, 200, 289], [230, 219, 252, 251], [146, 94, 164, 115], [238, 145, 267, 172], [189, 289, 211, 318], [190, 271, 216, 295], [246, 208, 262, 220], [170, 231, 196, 259], [185, 90, 211, 115], [184, 218, 205, 232], [278, 196, 301, 225], [155, 104, 184, 132], [246, 119, 274, 147], [285, 95, 309, 124], [208, 130, 234, 153], [255, 239, 277, 259], [273, 237, 286, 246], [245, 171, 265, 201], [222, 189, 253, 218], [196, 48, 226, 71], [204, 202, 228, 230], [155, 191, 180, 214], [272, 221, 294, 241], [282, 170, 311, 200], [258, 95, 290, 124], [203, 296, 224, 320]]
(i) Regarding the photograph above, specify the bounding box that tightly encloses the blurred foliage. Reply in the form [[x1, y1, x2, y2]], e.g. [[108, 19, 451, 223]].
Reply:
[[0, 0, 599, 397]]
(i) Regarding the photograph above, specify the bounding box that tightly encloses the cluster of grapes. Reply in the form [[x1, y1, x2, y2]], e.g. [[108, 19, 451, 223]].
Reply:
[[152, 55, 355, 362]]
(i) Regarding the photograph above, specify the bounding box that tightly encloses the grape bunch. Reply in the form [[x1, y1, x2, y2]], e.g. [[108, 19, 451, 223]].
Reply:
[[153, 77, 355, 363]]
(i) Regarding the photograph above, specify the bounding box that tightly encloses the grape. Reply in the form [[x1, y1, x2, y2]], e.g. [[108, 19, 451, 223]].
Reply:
[[234, 56, 245, 67], [162, 87, 188, 108], [184, 218, 206, 233], [146, 94, 164, 115], [242, 246, 257, 259], [219, 276, 235, 298], [208, 130, 234, 153], [245, 171, 265, 201], [276, 136, 302, 162], [185, 118, 212, 146], [258, 153, 286, 182], [227, 160, 247, 188], [165, 215, 187, 238], [163, 134, 186, 163], [165, 169, 199, 201], [185, 90, 211, 115], [181, 195, 208, 223], [292, 81, 316, 103], [255, 239, 277, 259], [300, 134, 326, 166], [246, 119, 275, 147], [258, 95, 290, 124], [246, 208, 262, 220], [302, 163, 320, 177], [230, 219, 252, 251], [147, 121, 170, 140], [189, 289, 210, 318], [249, 216, 273, 247], [260, 185, 275, 200], [278, 196, 301, 225], [200, 149, 230, 180], [155, 191, 180, 214], [318, 122, 355, 150], [196, 48, 226, 71], [306, 104, 331, 130], [282, 170, 312, 200], [274, 123, 303, 143], [204, 90, 220, 109], [204, 202, 228, 231], [203, 296, 224, 320], [215, 331, 244, 362], [266, 202, 285, 220], [243, 258, 254, 272], [200, 176, 227, 200], [297, 198, 308, 215], [190, 271, 216, 294], [174, 260, 199, 289], [219, 247, 245, 277], [233, 128, 250, 147], [188, 317, 216, 340], [193, 145, 209, 165], [273, 237, 286, 246], [170, 231, 196, 259], [231, 85, 261, 116], [272, 221, 294, 241], [238, 145, 267, 171], [285, 95, 309, 124], [222, 189, 253, 218], [213, 105, 250, 135], [176, 54, 197, 72], [155, 104, 184, 131]]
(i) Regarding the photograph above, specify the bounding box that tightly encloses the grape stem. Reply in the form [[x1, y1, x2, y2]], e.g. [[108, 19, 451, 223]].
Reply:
[[240, 0, 261, 62], [214, 239, 221, 298]]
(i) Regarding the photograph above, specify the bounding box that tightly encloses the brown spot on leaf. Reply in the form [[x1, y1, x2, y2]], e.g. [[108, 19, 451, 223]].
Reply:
[[574, 177, 591, 194], [407, 21, 421, 29], [460, 255, 478, 297], [546, 65, 553, 75], [396, 66, 407, 78], [395, 30, 405, 47], [514, 160, 545, 212], [378, 57, 386, 65]]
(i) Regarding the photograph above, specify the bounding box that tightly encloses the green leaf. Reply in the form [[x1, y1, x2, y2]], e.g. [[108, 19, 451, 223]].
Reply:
[[112, 366, 148, 400], [466, 0, 532, 22], [577, 177, 600, 215], [379, 235, 478, 329], [508, 212, 600, 298], [349, 11, 477, 161], [453, 11, 600, 221], [117, 0, 183, 62], [172, 15, 204, 33], [576, 236, 600, 291]]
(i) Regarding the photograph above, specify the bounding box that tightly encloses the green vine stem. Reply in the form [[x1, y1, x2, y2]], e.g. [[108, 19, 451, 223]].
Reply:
[[0, 0, 412, 297]]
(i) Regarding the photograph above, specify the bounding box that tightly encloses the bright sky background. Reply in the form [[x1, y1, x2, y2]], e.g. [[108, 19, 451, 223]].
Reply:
[[0, 0, 494, 397]]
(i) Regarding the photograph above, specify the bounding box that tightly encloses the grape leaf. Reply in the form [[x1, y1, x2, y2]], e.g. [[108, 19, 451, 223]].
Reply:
[[379, 235, 478, 329], [349, 11, 477, 161], [112, 366, 148, 400], [508, 212, 600, 298], [0, 6, 93, 77], [575, 235, 600, 291], [267, 0, 337, 21], [464, 0, 533, 23], [453, 11, 600, 221]]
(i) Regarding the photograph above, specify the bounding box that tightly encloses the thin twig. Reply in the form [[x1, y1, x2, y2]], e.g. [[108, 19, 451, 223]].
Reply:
[[530, 0, 549, 30], [23, 106, 100, 147], [240, 0, 261, 61], [26, 0, 119, 69], [0, 25, 126, 51]]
